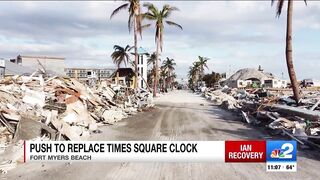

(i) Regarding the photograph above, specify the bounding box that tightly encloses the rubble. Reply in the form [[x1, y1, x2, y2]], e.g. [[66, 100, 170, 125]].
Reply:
[[203, 86, 320, 149], [204, 89, 242, 110], [0, 74, 154, 172]]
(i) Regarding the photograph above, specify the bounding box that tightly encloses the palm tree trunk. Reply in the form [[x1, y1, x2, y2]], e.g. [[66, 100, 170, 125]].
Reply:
[[152, 61, 155, 89], [163, 76, 166, 92], [116, 65, 120, 85], [153, 30, 160, 97], [168, 71, 171, 90], [286, 0, 300, 104], [202, 67, 204, 80], [169, 70, 172, 90], [133, 18, 138, 89]]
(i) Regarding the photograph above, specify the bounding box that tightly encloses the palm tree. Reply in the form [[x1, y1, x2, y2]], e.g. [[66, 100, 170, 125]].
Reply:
[[111, 45, 133, 84], [147, 52, 158, 87], [192, 61, 201, 82], [196, 56, 209, 81], [143, 3, 183, 97], [110, 0, 142, 89], [188, 65, 199, 89], [162, 57, 176, 71], [147, 52, 157, 66], [271, 0, 307, 104], [159, 66, 169, 92], [161, 57, 176, 89], [169, 72, 177, 89]]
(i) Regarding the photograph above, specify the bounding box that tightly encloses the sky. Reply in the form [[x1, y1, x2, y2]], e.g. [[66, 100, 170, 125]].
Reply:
[[0, 1, 320, 81]]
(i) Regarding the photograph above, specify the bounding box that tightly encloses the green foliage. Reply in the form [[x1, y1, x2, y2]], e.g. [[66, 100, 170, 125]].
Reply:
[[202, 72, 222, 88], [143, 3, 182, 51], [159, 57, 176, 90], [271, 0, 307, 17], [110, 0, 142, 35], [111, 45, 133, 68], [147, 52, 157, 66], [187, 56, 210, 88]]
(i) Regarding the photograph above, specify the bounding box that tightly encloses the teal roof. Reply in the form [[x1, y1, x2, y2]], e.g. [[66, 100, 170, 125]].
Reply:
[[137, 47, 148, 55]]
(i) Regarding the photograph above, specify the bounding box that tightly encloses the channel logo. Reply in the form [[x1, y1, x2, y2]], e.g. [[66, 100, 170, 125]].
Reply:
[[267, 141, 297, 162], [270, 149, 285, 158]]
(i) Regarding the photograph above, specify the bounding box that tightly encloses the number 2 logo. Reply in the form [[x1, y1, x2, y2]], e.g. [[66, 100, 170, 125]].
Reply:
[[280, 143, 293, 159]]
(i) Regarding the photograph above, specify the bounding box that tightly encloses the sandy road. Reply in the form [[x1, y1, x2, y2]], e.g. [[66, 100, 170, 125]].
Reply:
[[3, 90, 320, 180]]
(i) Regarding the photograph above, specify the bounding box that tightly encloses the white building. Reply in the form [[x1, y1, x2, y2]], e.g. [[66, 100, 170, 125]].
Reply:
[[313, 80, 320, 87], [264, 79, 287, 88], [11, 55, 65, 76], [227, 80, 252, 88], [65, 68, 114, 81], [0, 59, 4, 78], [136, 47, 149, 89], [224, 68, 278, 88], [0, 58, 36, 78]]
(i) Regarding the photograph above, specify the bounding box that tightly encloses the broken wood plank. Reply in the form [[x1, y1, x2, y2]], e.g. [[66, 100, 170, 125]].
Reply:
[[0, 113, 15, 134], [264, 104, 320, 121], [43, 102, 67, 114], [310, 99, 320, 111], [282, 129, 305, 144]]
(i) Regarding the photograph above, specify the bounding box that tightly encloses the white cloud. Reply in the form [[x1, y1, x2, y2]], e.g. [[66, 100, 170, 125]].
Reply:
[[0, 1, 320, 80]]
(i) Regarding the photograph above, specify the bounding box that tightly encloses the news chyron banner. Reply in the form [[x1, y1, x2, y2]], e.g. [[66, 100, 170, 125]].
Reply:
[[25, 140, 297, 172]]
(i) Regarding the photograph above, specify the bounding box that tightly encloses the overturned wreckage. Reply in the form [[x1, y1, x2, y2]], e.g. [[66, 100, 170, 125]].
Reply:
[[0, 74, 153, 173], [203, 87, 320, 149]]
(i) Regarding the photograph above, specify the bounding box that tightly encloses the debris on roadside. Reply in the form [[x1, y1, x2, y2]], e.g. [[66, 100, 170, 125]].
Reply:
[[0, 74, 154, 172], [203, 86, 320, 149]]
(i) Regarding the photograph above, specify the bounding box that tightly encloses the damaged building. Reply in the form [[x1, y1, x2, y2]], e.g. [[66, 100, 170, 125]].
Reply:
[[10, 55, 66, 76], [111, 68, 135, 88], [65, 68, 115, 84], [0, 59, 37, 77], [223, 67, 287, 88]]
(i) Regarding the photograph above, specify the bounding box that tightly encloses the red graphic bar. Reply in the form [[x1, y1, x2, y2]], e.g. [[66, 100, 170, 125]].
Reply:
[[24, 140, 26, 163], [225, 140, 266, 163]]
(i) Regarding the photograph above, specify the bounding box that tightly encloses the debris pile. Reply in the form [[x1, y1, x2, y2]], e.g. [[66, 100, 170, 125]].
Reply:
[[0, 75, 154, 143], [204, 88, 241, 110], [204, 87, 320, 148], [0, 75, 153, 173]]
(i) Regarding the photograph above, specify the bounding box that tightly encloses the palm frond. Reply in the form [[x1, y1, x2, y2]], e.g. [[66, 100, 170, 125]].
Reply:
[[113, 45, 124, 50], [138, 23, 151, 33], [124, 45, 131, 51], [144, 2, 158, 16], [168, 6, 179, 11], [165, 21, 183, 30], [276, 0, 285, 17], [128, 15, 134, 33], [143, 12, 157, 20], [111, 44, 132, 68], [143, 2, 153, 8], [271, 0, 285, 17], [110, 3, 129, 19], [127, 45, 135, 51], [162, 5, 179, 18], [147, 52, 157, 65]]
